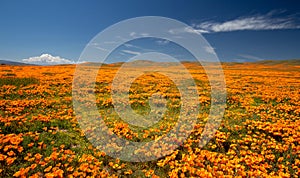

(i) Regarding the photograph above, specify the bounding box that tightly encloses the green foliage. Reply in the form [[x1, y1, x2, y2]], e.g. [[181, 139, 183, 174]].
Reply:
[[0, 77, 39, 87]]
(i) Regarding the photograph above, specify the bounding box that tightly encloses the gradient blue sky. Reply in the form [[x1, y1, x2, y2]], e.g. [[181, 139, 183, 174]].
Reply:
[[0, 0, 300, 64]]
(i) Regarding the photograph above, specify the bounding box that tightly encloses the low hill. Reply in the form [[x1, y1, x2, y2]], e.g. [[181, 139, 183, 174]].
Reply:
[[250, 59, 300, 65], [0, 60, 36, 66]]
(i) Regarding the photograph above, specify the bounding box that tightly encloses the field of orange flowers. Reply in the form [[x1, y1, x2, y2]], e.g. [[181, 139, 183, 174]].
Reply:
[[0, 61, 299, 177]]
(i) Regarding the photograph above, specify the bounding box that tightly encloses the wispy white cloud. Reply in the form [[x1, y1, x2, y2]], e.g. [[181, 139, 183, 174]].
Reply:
[[94, 46, 109, 51], [22, 53, 74, 64], [204, 46, 216, 55], [123, 43, 147, 51], [88, 42, 99, 46], [103, 41, 119, 44], [129, 32, 149, 37], [140, 33, 149, 37], [88, 42, 109, 51], [122, 50, 141, 55], [124, 43, 135, 48], [238, 54, 264, 61], [168, 27, 204, 35], [129, 32, 136, 37], [123, 43, 144, 50], [156, 39, 170, 45], [193, 10, 300, 33]]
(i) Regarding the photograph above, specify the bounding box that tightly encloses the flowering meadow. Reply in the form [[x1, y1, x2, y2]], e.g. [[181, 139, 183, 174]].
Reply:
[[0, 61, 299, 177]]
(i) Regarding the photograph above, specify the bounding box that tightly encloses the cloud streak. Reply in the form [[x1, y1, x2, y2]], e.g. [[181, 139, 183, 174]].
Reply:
[[204, 46, 216, 55], [238, 54, 264, 61], [193, 10, 300, 33], [121, 50, 141, 55], [156, 40, 170, 45]]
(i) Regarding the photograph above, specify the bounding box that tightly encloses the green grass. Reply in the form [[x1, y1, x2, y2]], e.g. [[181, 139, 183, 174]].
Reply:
[[0, 77, 39, 87]]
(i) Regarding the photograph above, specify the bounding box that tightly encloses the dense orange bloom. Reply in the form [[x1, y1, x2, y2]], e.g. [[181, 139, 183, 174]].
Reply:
[[44, 166, 52, 172], [13, 167, 30, 177], [30, 164, 37, 170], [0, 62, 299, 177], [6, 157, 16, 165], [0, 154, 7, 161], [27, 143, 34, 147]]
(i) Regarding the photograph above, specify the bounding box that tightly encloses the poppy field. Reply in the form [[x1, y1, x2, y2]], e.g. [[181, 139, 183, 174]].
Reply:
[[0, 61, 299, 177]]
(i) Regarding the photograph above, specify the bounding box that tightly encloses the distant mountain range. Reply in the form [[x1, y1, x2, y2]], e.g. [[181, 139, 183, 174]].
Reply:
[[251, 59, 300, 65], [0, 60, 37, 66]]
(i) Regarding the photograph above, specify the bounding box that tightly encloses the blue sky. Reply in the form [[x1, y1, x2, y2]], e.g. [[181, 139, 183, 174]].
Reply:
[[0, 0, 300, 64]]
